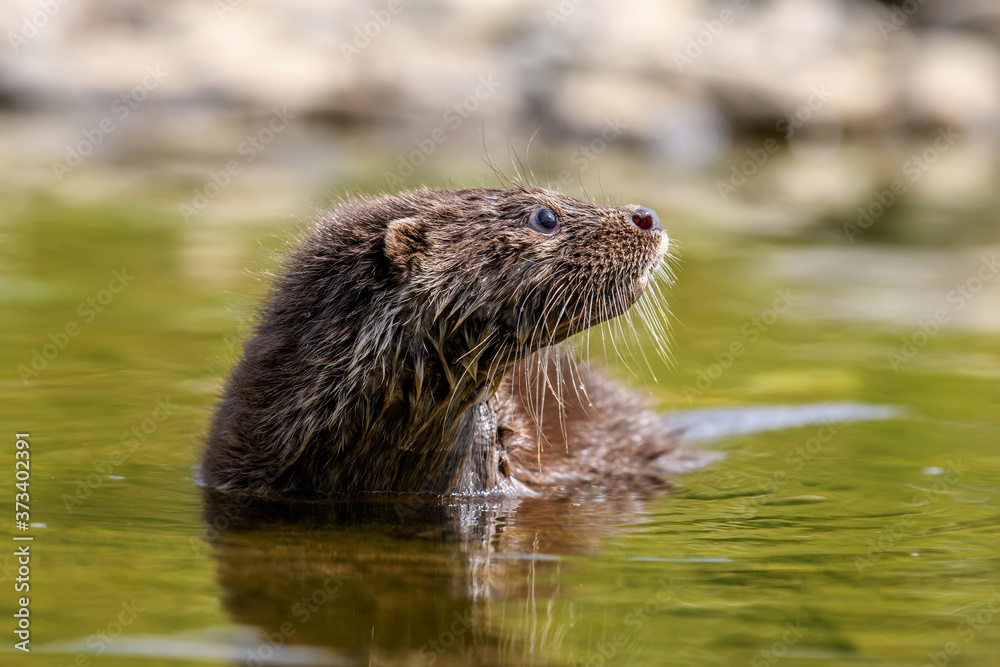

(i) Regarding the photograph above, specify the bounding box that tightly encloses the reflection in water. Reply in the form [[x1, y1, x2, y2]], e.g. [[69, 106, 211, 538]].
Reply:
[[204, 488, 648, 666], [202, 402, 901, 666]]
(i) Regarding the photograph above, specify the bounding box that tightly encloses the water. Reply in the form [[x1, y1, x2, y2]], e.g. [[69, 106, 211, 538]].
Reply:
[[2, 190, 999, 667]]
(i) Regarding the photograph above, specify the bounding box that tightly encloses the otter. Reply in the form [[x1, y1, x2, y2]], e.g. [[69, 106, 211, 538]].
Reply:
[[204, 186, 707, 498]]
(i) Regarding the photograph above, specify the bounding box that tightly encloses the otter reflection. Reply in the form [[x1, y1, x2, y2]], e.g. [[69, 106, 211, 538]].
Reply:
[[203, 402, 898, 665], [202, 487, 651, 666]]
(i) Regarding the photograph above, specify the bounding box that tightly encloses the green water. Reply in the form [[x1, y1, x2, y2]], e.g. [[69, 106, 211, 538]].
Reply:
[[2, 190, 999, 667]]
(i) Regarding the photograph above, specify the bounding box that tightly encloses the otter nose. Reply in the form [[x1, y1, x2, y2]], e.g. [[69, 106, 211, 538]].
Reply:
[[631, 207, 662, 232]]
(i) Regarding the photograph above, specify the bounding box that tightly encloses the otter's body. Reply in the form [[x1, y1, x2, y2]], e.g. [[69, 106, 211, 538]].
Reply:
[[204, 187, 697, 498]]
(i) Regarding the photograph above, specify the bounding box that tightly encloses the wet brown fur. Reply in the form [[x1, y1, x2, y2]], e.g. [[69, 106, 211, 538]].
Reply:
[[203, 186, 696, 498]]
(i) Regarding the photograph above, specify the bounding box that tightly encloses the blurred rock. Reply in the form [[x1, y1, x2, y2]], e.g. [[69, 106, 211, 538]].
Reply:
[[1, 0, 998, 211], [904, 31, 1000, 135]]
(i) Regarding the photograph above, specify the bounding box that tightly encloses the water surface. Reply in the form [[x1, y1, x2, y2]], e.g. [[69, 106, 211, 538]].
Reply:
[[2, 191, 999, 667]]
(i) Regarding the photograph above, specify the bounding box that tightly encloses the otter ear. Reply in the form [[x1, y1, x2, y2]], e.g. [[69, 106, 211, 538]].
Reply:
[[384, 217, 427, 276]]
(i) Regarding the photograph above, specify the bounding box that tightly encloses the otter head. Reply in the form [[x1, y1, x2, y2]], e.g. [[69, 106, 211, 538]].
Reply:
[[206, 186, 673, 497], [378, 187, 669, 390]]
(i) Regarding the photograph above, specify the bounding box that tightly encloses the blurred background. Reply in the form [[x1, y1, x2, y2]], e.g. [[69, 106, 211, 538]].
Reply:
[[3, 0, 998, 336], [3, 0, 998, 233], [4, 2, 1000, 666]]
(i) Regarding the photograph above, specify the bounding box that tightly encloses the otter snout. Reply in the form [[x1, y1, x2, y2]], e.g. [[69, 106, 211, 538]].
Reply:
[[630, 205, 669, 256], [631, 207, 661, 232]]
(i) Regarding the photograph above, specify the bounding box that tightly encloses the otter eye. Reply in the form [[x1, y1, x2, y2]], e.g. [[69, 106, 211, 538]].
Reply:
[[528, 208, 559, 235]]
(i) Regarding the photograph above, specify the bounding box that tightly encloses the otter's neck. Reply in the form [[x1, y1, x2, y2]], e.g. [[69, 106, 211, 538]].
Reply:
[[349, 336, 520, 496]]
